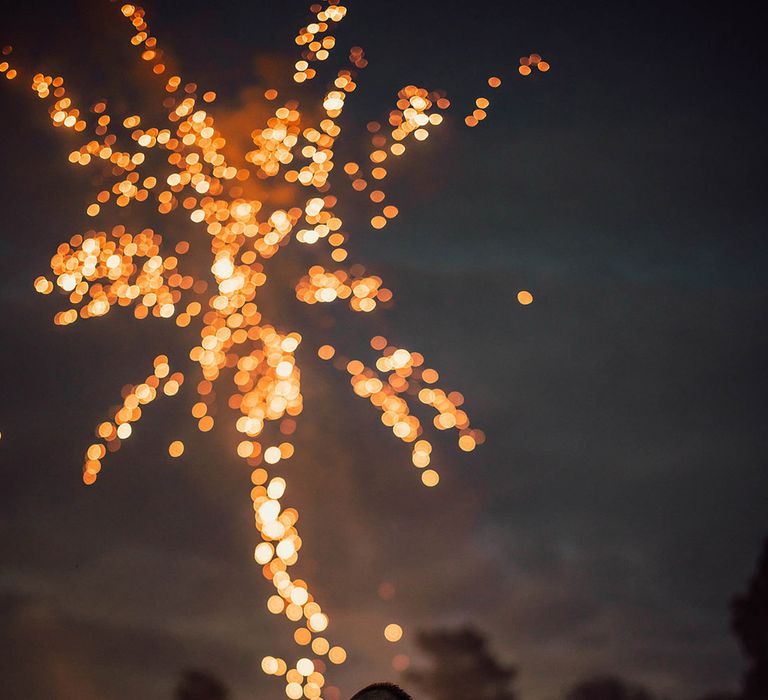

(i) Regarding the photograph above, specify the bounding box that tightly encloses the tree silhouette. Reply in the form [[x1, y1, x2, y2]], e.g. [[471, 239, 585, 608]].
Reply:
[[405, 626, 517, 700], [174, 669, 229, 700], [563, 675, 658, 700], [732, 537, 768, 700]]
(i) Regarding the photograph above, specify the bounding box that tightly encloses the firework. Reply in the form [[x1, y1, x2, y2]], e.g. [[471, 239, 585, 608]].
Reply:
[[2, 3, 547, 697]]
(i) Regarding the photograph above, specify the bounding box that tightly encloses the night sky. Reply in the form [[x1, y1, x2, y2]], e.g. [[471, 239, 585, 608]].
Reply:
[[0, 2, 766, 699]]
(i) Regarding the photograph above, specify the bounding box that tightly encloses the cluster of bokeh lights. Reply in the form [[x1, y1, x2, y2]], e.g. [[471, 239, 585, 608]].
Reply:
[[2, 2, 546, 697]]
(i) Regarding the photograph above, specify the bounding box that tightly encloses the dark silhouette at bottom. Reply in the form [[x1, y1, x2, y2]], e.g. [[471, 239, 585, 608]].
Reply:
[[350, 682, 414, 700], [564, 675, 659, 700], [174, 669, 229, 700], [732, 536, 768, 700], [405, 626, 517, 700]]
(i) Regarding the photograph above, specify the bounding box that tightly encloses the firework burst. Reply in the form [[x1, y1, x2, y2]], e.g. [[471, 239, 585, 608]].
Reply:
[[1, 3, 548, 698]]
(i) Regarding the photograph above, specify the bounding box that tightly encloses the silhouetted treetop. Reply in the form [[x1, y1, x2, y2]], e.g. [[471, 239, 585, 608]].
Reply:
[[732, 536, 768, 700], [174, 669, 229, 700], [405, 626, 517, 700], [564, 674, 658, 700]]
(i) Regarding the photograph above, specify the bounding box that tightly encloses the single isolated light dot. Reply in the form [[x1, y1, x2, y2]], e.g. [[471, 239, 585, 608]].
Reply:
[[384, 623, 403, 642], [517, 290, 534, 305], [317, 344, 335, 360], [168, 440, 184, 457]]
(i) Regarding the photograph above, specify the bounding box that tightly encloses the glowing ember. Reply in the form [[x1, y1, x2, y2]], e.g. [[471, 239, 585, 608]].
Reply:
[[2, 2, 548, 697]]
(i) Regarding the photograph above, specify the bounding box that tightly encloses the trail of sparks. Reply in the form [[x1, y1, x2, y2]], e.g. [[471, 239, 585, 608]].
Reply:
[[2, 3, 548, 698]]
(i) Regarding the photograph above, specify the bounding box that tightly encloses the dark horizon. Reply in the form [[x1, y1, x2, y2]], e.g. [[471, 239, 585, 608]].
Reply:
[[0, 1, 766, 699]]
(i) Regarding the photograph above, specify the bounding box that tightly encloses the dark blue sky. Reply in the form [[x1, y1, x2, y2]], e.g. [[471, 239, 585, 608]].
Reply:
[[0, 2, 766, 699]]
